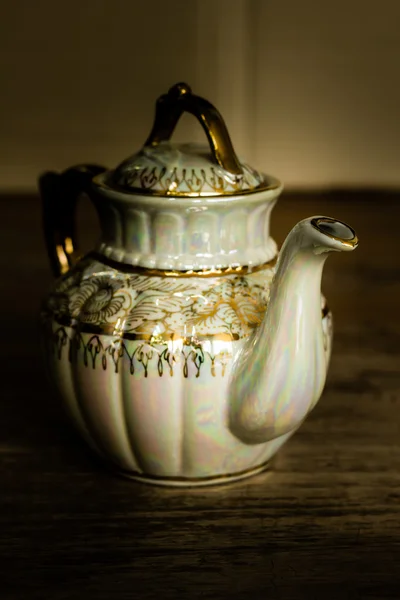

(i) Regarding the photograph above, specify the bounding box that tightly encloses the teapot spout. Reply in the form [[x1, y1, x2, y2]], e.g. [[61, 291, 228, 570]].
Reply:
[[228, 216, 358, 444]]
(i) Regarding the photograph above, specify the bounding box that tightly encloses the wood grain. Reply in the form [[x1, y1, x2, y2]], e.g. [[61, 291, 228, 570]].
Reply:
[[1, 191, 399, 599]]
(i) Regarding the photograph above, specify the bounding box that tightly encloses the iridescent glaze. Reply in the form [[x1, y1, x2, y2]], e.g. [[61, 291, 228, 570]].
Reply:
[[229, 217, 356, 444], [39, 83, 358, 486], [40, 216, 354, 485], [109, 141, 269, 196]]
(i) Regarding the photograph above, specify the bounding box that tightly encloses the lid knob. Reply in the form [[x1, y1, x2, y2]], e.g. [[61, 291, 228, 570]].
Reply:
[[105, 83, 277, 197], [168, 82, 192, 97], [144, 82, 243, 176]]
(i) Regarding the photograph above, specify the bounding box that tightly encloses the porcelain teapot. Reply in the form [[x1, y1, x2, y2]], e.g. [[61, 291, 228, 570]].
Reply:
[[39, 83, 358, 486]]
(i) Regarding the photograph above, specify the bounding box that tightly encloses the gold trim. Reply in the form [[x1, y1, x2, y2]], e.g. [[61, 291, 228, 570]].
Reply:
[[104, 83, 282, 198], [45, 306, 331, 342], [88, 252, 277, 278], [43, 321, 236, 378], [311, 217, 358, 248], [43, 307, 332, 379], [144, 82, 244, 176], [55, 245, 70, 275], [117, 459, 271, 485], [47, 315, 240, 342], [94, 174, 281, 198]]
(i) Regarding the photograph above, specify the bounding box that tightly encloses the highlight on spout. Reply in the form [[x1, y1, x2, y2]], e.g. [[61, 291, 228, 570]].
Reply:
[[311, 216, 358, 250]]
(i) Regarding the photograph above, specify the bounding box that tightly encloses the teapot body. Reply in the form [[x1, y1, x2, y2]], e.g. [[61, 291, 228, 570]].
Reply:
[[41, 251, 333, 486], [39, 83, 355, 486]]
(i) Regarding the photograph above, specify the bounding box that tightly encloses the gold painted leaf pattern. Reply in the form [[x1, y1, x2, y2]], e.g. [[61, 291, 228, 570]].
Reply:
[[44, 257, 275, 339], [68, 277, 132, 324]]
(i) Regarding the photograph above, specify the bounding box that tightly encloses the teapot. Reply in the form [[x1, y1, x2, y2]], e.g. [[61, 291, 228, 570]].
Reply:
[[39, 83, 358, 486]]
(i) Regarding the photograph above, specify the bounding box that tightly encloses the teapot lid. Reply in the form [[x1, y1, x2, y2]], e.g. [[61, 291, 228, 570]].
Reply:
[[102, 83, 278, 197]]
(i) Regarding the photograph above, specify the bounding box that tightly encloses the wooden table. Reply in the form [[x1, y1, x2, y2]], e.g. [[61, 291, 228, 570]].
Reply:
[[1, 191, 399, 599]]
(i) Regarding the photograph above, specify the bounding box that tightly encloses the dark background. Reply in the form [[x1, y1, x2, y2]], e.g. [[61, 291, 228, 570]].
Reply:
[[1, 1, 400, 598], [1, 0, 400, 192]]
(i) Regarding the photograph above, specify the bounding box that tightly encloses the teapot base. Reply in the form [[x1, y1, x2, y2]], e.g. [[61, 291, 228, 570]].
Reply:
[[116, 460, 272, 488]]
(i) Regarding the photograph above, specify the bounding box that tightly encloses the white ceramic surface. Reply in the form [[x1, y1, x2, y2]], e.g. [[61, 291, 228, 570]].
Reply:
[[40, 83, 358, 486], [41, 215, 356, 486], [92, 173, 281, 270], [109, 141, 270, 196]]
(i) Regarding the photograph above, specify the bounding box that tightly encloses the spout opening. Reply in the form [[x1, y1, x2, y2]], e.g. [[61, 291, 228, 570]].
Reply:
[[311, 217, 358, 248]]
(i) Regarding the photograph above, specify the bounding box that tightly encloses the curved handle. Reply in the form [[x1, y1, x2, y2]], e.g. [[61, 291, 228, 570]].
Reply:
[[144, 82, 243, 176], [39, 164, 107, 277]]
